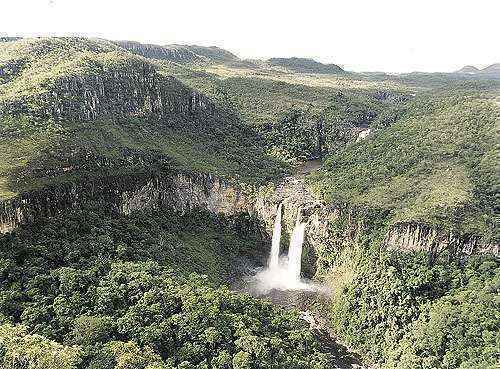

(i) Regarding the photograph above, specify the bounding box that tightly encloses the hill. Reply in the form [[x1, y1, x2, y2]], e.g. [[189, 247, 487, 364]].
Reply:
[[308, 83, 500, 241], [114, 40, 239, 64], [0, 37, 284, 199], [267, 57, 344, 74], [454, 63, 500, 78], [481, 63, 500, 76], [454, 65, 480, 74]]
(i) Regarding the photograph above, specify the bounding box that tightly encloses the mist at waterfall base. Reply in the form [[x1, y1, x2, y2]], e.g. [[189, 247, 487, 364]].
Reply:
[[245, 204, 329, 298]]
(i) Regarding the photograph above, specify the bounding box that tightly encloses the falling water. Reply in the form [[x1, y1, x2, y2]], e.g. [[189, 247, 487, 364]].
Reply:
[[269, 203, 282, 269], [287, 209, 306, 283], [250, 205, 315, 292], [239, 203, 330, 303]]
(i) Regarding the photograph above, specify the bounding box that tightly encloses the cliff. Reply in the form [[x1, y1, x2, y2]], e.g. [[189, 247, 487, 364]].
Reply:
[[253, 173, 499, 277], [114, 40, 238, 64], [0, 38, 283, 200], [1, 163, 497, 277], [267, 57, 344, 74], [0, 171, 252, 234], [1, 53, 218, 121]]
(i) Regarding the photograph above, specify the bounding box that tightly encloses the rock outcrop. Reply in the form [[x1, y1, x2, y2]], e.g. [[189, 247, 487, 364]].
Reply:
[[253, 172, 498, 277], [114, 40, 238, 64], [2, 58, 217, 122], [1, 168, 497, 273], [383, 222, 498, 258], [0, 171, 252, 234]]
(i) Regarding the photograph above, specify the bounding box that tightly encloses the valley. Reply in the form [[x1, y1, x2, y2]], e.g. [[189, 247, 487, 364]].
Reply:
[[0, 36, 498, 369]]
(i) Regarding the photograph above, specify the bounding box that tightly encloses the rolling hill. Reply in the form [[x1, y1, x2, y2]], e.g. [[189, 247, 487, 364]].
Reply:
[[0, 37, 284, 199], [267, 57, 344, 74], [455, 63, 500, 78], [455, 65, 480, 74]]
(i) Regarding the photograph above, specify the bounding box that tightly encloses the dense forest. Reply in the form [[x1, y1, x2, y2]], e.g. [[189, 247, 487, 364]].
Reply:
[[0, 208, 331, 368], [0, 36, 498, 369], [308, 84, 499, 241]]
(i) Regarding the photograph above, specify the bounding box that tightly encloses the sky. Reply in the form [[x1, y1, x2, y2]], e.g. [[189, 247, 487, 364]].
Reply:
[[2, 0, 499, 73]]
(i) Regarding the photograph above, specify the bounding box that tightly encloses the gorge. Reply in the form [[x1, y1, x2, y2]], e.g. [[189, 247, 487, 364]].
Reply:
[[0, 36, 498, 369]]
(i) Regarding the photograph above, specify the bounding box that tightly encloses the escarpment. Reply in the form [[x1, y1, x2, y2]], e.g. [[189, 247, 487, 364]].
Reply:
[[383, 222, 498, 258], [1, 57, 218, 121], [0, 171, 253, 234], [0, 40, 274, 234], [114, 40, 239, 64], [2, 166, 497, 271], [253, 173, 499, 277]]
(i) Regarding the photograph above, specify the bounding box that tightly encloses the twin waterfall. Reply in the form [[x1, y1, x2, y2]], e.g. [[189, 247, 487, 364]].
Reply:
[[250, 202, 327, 294], [267, 203, 306, 286], [287, 210, 306, 282]]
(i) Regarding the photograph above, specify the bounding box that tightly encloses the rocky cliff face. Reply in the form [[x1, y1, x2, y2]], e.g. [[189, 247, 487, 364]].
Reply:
[[253, 173, 499, 277], [383, 222, 498, 258], [2, 59, 217, 122], [114, 41, 238, 64], [0, 171, 252, 234], [253, 175, 360, 277], [1, 168, 497, 272]]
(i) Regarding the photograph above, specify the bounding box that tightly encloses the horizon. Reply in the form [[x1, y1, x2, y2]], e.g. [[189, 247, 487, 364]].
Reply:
[[3, 0, 500, 73]]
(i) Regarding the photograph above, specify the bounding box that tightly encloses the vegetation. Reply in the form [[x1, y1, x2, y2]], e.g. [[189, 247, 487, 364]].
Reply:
[[305, 82, 500, 368], [165, 68, 408, 163], [0, 37, 285, 199], [328, 250, 499, 368], [308, 84, 500, 241], [1, 37, 499, 369], [267, 57, 344, 74], [0, 207, 330, 368]]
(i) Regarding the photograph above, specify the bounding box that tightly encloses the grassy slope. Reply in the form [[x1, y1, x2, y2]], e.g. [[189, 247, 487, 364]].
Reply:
[[308, 82, 500, 240], [0, 38, 285, 199]]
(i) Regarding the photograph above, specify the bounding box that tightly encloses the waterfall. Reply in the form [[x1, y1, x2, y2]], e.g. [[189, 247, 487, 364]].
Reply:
[[269, 203, 282, 269], [256, 204, 309, 292], [249, 204, 328, 295], [287, 208, 306, 283]]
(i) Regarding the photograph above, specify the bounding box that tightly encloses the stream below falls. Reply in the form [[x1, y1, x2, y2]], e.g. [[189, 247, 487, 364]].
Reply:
[[231, 180, 368, 368], [232, 267, 367, 369]]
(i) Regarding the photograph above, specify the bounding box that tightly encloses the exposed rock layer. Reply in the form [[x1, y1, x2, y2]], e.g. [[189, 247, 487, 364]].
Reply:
[[253, 173, 498, 276], [114, 40, 238, 64], [0, 172, 251, 234], [2, 61, 217, 121], [1, 171, 497, 273]]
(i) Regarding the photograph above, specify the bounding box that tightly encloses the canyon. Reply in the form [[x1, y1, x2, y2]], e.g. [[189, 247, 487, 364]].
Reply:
[[1, 36, 498, 369], [2, 167, 497, 277]]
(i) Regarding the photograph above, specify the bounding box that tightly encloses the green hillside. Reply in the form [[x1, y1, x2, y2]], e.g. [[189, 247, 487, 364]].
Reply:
[[308, 82, 500, 241], [267, 57, 344, 74], [114, 40, 239, 64], [0, 37, 285, 199], [1, 36, 499, 369]]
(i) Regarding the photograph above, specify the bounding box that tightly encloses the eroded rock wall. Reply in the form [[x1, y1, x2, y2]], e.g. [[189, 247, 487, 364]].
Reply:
[[0, 171, 252, 234], [383, 222, 498, 258], [1, 169, 497, 271], [253, 174, 498, 277], [2, 59, 217, 122]]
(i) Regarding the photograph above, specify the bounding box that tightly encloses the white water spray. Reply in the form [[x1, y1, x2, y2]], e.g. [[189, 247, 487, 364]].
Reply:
[[287, 209, 306, 283], [251, 205, 311, 292], [242, 203, 330, 298], [269, 203, 282, 269]]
